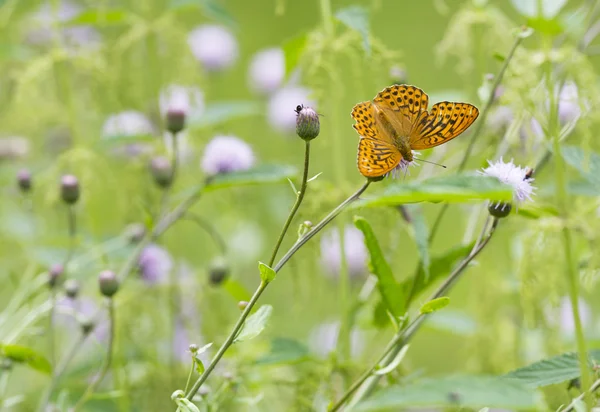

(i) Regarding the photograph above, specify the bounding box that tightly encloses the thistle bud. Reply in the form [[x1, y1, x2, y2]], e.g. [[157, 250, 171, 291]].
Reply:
[[189, 344, 199, 353], [125, 223, 146, 244], [17, 169, 32, 192], [149, 156, 173, 188], [98, 270, 119, 297], [60, 175, 80, 204], [48, 264, 64, 289], [208, 257, 229, 285], [166, 109, 186, 134], [80, 317, 95, 335], [238, 301, 248, 311], [64, 279, 80, 299], [389, 65, 408, 84], [295, 105, 320, 141], [488, 201, 512, 218]]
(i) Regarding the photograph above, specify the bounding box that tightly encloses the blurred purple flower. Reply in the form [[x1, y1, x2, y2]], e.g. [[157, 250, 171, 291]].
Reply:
[[27, 1, 100, 51], [557, 82, 581, 125], [320, 225, 368, 279], [159, 84, 205, 121], [487, 106, 514, 133], [0, 136, 30, 160], [201, 135, 255, 176], [268, 86, 316, 134], [308, 321, 365, 358], [102, 111, 156, 158], [138, 244, 173, 285], [55, 296, 108, 341], [248, 47, 285, 95], [558, 297, 591, 336], [188, 25, 238, 71]]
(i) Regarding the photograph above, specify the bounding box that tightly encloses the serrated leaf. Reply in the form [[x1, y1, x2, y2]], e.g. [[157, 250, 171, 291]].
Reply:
[[283, 33, 308, 76], [420, 297, 450, 314], [175, 398, 201, 412], [255, 338, 310, 365], [354, 217, 404, 318], [0, 344, 51, 374], [205, 165, 297, 191], [235, 305, 273, 343], [65, 9, 128, 26], [505, 351, 600, 388], [335, 6, 370, 54], [354, 375, 538, 410], [374, 345, 410, 375], [353, 175, 512, 208], [258, 261, 276, 283], [404, 205, 430, 281], [561, 145, 600, 189], [188, 101, 260, 129]]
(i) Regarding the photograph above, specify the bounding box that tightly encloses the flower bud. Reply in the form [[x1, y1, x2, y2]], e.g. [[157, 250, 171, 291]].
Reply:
[[64, 279, 80, 299], [17, 169, 32, 193], [166, 109, 186, 134], [48, 264, 64, 289], [295, 105, 320, 141], [98, 270, 119, 297], [61, 175, 80, 204], [149, 156, 173, 188], [209, 257, 229, 285], [389, 65, 408, 84], [80, 317, 95, 335], [238, 301, 248, 311], [125, 223, 146, 244], [189, 343, 199, 353], [488, 201, 512, 218]]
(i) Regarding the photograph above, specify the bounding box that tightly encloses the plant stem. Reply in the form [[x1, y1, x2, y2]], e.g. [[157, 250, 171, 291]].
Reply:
[[429, 32, 522, 243], [72, 298, 116, 412], [183, 357, 195, 394], [268, 141, 311, 267], [319, 0, 333, 36], [563, 377, 600, 412], [331, 218, 499, 411], [185, 180, 371, 402], [182, 213, 227, 254]]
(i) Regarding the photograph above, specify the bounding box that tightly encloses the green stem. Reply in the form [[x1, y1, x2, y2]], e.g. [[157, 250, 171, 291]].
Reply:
[[183, 357, 195, 394], [72, 298, 116, 412], [564, 377, 600, 412], [319, 0, 334, 36], [429, 31, 523, 243], [182, 213, 227, 254], [185, 181, 371, 402], [331, 218, 499, 411], [268, 141, 311, 267]]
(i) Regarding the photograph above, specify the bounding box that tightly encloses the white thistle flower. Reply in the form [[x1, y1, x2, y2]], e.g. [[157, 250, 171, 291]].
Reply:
[[201, 135, 255, 176], [480, 158, 535, 210], [248, 47, 285, 95], [187, 25, 238, 71]]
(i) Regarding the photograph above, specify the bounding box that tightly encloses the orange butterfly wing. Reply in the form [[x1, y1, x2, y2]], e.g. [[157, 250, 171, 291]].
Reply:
[[372, 85, 429, 138]]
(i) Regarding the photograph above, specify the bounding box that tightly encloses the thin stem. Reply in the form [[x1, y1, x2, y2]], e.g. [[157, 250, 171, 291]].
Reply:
[[428, 32, 522, 244], [183, 357, 195, 394], [66, 205, 77, 264], [185, 180, 372, 402], [332, 218, 500, 411], [182, 213, 227, 254], [268, 141, 311, 267], [72, 298, 116, 412], [563, 377, 600, 412], [319, 0, 333, 36]]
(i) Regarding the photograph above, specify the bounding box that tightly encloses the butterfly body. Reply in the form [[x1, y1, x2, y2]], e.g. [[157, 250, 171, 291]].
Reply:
[[352, 85, 479, 178]]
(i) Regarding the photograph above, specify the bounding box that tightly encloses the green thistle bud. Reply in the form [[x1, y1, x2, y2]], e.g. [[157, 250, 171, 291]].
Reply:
[[98, 270, 119, 297], [17, 169, 32, 193], [80, 317, 95, 335], [189, 344, 199, 353], [295, 105, 320, 141], [166, 109, 186, 134], [64, 279, 80, 299], [48, 264, 64, 289], [60, 175, 80, 204], [149, 156, 173, 188], [208, 257, 229, 286], [488, 201, 512, 218]]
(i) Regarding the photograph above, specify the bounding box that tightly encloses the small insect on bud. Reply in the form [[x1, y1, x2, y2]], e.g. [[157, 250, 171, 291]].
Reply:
[[17, 169, 32, 193], [60, 175, 80, 204], [98, 270, 119, 297], [48, 264, 64, 289], [295, 105, 320, 141], [166, 109, 186, 135], [64, 279, 80, 299], [208, 257, 229, 286], [238, 301, 249, 311], [149, 156, 173, 188], [488, 201, 512, 218]]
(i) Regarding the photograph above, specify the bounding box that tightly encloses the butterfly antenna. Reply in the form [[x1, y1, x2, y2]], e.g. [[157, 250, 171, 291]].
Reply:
[[417, 159, 447, 168]]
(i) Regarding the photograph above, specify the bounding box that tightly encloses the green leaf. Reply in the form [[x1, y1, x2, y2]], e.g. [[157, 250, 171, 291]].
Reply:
[[205, 165, 297, 192], [194, 356, 205, 374], [526, 16, 563, 36], [403, 205, 430, 281], [235, 305, 273, 343], [64, 8, 128, 25], [504, 351, 600, 388], [258, 262, 276, 283], [255, 338, 310, 365], [354, 375, 539, 410], [223, 279, 252, 302], [195, 342, 213, 355], [170, 0, 237, 27], [510, 0, 567, 19], [283, 33, 308, 77], [175, 398, 201, 412], [0, 344, 51, 374], [353, 175, 512, 209], [561, 145, 600, 189], [354, 217, 405, 318], [189, 101, 260, 129], [420, 297, 450, 314], [335, 6, 370, 54], [401, 242, 475, 302]]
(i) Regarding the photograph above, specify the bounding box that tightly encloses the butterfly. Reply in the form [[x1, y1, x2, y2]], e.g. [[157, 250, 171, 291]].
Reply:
[[351, 84, 479, 178]]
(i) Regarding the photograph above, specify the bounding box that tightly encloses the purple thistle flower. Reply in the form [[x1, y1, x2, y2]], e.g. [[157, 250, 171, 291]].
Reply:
[[159, 84, 205, 122], [200, 135, 255, 176], [557, 82, 581, 125], [267, 86, 316, 134], [248, 48, 285, 95], [320, 225, 368, 280], [187, 25, 238, 71], [480, 157, 535, 206], [138, 244, 173, 285]]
